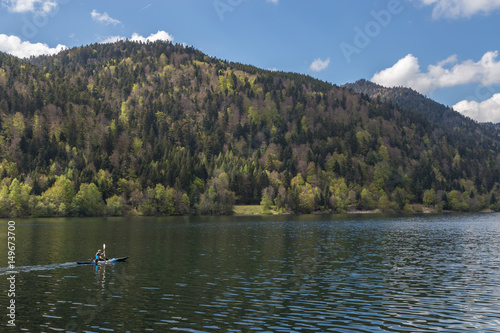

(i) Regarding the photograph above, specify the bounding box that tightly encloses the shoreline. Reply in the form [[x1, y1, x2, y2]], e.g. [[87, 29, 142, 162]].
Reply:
[[232, 205, 497, 216], [3, 207, 497, 219]]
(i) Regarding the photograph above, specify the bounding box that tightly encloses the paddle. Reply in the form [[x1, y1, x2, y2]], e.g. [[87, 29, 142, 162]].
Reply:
[[103, 243, 106, 259]]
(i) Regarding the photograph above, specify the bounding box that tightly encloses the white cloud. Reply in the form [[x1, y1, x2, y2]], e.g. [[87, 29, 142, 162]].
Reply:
[[267, 0, 279, 4], [140, 3, 152, 11], [453, 94, 500, 122], [0, 33, 67, 58], [130, 31, 174, 43], [371, 51, 500, 94], [99, 31, 174, 45], [416, 0, 500, 19], [309, 58, 330, 72], [40, 0, 55, 13], [437, 54, 458, 66], [91, 10, 121, 25], [2, 0, 57, 14], [100, 35, 126, 44]]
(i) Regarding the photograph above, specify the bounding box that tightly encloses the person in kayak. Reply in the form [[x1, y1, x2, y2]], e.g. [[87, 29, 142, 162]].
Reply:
[[95, 249, 106, 261]]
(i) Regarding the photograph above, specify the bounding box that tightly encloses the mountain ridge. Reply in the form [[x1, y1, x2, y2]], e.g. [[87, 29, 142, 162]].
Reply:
[[343, 79, 500, 128]]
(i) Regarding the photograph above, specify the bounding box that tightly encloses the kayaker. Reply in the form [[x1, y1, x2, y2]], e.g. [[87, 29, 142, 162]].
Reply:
[[95, 249, 106, 261]]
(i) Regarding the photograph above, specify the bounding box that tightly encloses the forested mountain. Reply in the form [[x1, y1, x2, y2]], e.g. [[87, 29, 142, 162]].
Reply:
[[1, 41, 499, 217]]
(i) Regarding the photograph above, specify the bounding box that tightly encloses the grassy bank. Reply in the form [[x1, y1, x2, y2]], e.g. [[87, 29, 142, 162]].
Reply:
[[231, 204, 493, 216], [233, 205, 280, 215]]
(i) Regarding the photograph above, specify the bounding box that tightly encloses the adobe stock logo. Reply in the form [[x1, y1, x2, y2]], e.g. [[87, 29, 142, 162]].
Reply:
[[340, 0, 403, 64], [469, 85, 499, 104], [213, 0, 247, 21], [21, 0, 72, 39]]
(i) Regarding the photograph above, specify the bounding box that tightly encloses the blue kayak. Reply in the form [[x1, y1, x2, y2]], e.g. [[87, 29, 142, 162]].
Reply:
[[76, 257, 128, 265]]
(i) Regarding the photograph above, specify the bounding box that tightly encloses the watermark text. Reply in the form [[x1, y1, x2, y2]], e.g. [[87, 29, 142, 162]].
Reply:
[[340, 0, 403, 64], [213, 0, 247, 21], [6, 220, 17, 327]]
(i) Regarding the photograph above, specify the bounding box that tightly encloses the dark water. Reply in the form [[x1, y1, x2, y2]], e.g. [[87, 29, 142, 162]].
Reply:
[[1, 213, 500, 332]]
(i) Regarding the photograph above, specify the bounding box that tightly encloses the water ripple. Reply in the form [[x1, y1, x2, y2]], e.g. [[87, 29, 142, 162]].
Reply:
[[5, 214, 500, 332]]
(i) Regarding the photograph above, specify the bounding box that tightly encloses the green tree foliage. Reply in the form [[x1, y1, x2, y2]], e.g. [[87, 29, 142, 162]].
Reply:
[[423, 189, 437, 206], [0, 184, 10, 216], [106, 195, 125, 216], [260, 186, 274, 212], [32, 176, 74, 217], [39, 175, 75, 216], [199, 172, 235, 215], [8, 179, 31, 217], [72, 183, 105, 216]]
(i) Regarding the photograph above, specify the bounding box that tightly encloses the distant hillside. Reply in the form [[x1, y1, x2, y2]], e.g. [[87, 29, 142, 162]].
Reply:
[[344, 78, 500, 150], [0, 42, 499, 217], [344, 79, 490, 126]]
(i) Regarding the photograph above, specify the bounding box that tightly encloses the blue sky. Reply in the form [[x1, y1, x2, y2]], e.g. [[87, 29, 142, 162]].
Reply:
[[1, 0, 500, 122]]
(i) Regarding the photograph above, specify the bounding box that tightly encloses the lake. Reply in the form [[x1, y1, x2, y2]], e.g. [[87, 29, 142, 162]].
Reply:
[[1, 213, 500, 332]]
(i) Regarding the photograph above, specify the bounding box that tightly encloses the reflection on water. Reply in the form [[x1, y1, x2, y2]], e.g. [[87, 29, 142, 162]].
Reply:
[[1, 214, 499, 332]]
